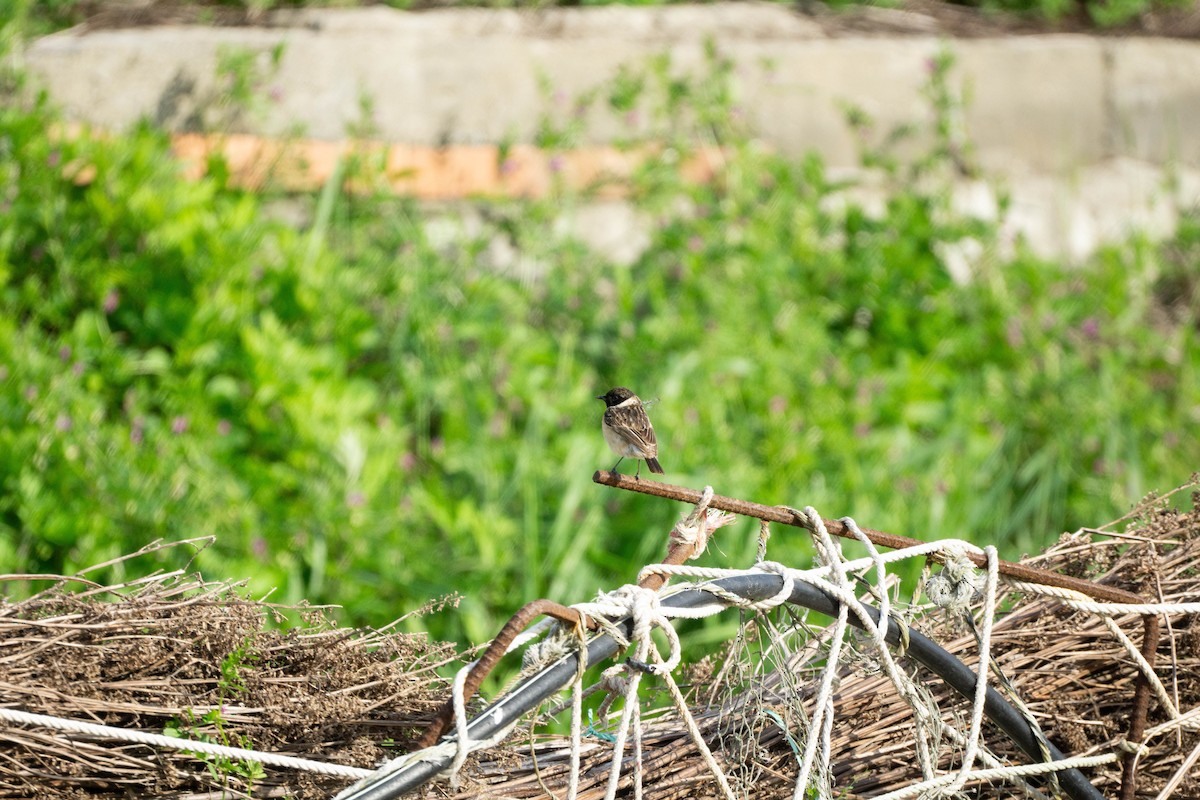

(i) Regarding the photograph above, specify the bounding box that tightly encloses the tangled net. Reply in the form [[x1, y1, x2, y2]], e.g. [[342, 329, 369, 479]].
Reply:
[[438, 481, 1200, 800]]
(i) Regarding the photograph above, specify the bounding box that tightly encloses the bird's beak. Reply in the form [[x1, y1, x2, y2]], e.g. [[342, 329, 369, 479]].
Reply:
[[595, 395, 605, 400]]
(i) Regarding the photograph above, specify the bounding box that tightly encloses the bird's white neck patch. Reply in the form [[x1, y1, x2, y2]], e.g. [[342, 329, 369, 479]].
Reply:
[[616, 395, 640, 408]]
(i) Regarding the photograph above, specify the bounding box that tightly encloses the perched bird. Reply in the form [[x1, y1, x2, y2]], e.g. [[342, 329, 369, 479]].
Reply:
[[597, 387, 664, 479]]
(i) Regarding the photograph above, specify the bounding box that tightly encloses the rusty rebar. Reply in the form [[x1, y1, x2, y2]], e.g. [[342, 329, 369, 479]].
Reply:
[[593, 470, 1149, 605], [1121, 614, 1160, 800], [415, 599, 584, 749]]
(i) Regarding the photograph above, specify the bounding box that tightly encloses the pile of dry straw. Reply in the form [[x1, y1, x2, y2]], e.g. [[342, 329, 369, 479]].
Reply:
[[0, 541, 457, 799]]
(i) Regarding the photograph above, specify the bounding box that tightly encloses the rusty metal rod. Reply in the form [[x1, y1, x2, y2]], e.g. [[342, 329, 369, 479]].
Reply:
[[593, 470, 1150, 605], [414, 599, 584, 749], [1121, 614, 1160, 800]]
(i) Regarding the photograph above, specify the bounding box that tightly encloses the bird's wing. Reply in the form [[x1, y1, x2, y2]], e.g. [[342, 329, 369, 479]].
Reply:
[[605, 405, 658, 455]]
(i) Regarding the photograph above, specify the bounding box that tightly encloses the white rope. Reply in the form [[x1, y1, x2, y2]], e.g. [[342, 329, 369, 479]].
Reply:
[[646, 530, 1076, 799], [447, 657, 475, 786], [668, 485, 737, 560], [571, 580, 738, 800], [0, 706, 371, 779], [650, 648, 737, 800], [596, 589, 651, 800], [941, 545, 999, 796], [1102, 616, 1181, 720], [1004, 579, 1200, 615], [1006, 578, 1185, 724], [871, 753, 1120, 800], [565, 614, 588, 800], [792, 508, 853, 800], [1145, 704, 1200, 739], [840, 516, 891, 645], [641, 538, 988, 588], [567, 670, 583, 800]]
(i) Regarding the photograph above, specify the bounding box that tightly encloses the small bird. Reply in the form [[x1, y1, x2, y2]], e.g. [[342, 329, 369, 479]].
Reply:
[[597, 387, 664, 479]]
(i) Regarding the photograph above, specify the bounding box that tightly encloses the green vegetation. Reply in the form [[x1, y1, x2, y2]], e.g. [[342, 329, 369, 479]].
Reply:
[[2, 37, 1198, 652], [5, 0, 1194, 36], [165, 708, 267, 788]]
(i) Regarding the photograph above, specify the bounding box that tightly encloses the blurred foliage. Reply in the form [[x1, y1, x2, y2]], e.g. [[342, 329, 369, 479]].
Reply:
[[1, 40, 1198, 650], [968, 0, 1193, 27], [6, 0, 1195, 35]]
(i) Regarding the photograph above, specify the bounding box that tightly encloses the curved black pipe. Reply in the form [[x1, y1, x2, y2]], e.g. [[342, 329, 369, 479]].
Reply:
[[335, 573, 1102, 800]]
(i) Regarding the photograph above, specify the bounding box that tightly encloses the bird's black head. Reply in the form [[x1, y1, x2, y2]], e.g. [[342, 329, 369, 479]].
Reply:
[[597, 387, 635, 407]]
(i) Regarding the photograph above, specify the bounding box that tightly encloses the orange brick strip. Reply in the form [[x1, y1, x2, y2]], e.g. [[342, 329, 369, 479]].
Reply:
[[169, 133, 726, 199]]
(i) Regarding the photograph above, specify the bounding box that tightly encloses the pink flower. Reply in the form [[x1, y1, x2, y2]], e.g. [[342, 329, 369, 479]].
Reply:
[[103, 290, 120, 314], [171, 416, 189, 435]]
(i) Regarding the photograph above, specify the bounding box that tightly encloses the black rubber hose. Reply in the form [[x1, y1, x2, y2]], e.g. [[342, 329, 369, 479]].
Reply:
[[335, 572, 1103, 800]]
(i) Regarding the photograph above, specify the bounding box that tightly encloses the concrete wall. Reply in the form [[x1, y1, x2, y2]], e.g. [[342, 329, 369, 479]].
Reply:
[[21, 4, 1200, 258]]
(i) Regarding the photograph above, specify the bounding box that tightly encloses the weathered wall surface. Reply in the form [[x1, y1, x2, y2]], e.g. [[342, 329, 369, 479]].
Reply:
[[23, 4, 1200, 258]]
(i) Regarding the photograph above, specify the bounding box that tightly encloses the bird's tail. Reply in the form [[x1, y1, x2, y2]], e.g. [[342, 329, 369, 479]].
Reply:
[[646, 457, 664, 474]]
